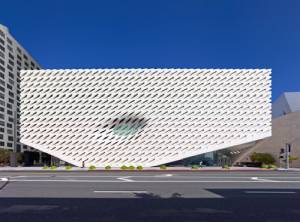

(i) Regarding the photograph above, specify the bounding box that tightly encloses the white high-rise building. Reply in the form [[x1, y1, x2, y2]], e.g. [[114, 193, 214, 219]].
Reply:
[[0, 24, 41, 152], [20, 69, 272, 167]]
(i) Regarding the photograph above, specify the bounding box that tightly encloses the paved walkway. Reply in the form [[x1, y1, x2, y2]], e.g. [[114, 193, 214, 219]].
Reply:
[[0, 166, 293, 172]]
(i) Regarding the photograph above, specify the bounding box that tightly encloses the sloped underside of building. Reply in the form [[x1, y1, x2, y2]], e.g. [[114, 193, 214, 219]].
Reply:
[[20, 69, 272, 167]]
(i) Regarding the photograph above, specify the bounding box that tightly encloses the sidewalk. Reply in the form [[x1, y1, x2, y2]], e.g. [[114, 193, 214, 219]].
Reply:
[[0, 166, 285, 172]]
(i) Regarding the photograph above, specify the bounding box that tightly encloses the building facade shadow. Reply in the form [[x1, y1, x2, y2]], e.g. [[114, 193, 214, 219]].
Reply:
[[0, 189, 299, 222]]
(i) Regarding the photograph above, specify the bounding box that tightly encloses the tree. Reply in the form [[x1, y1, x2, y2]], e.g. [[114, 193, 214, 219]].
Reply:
[[0, 149, 11, 166], [250, 152, 275, 165]]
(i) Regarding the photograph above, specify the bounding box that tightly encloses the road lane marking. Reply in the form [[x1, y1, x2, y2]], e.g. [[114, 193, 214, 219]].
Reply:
[[251, 177, 278, 182], [8, 179, 300, 183], [162, 174, 173, 177], [94, 190, 148, 193], [0, 178, 8, 182], [117, 176, 133, 182], [245, 191, 296, 194]]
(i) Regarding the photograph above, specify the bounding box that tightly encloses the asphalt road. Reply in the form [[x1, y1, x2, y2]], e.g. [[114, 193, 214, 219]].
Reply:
[[0, 171, 300, 222]]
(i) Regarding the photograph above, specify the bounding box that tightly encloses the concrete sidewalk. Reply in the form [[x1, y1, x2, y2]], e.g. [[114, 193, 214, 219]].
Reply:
[[0, 166, 284, 172]]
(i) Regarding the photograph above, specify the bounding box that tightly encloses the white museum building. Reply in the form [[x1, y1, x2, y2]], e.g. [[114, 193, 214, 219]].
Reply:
[[20, 69, 272, 167]]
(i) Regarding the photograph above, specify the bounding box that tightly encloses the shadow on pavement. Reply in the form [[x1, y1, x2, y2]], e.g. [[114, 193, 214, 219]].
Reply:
[[0, 189, 299, 222]]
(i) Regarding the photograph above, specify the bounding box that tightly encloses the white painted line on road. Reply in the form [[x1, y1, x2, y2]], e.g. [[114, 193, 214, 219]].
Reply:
[[245, 191, 296, 194], [154, 174, 173, 177], [251, 177, 278, 182], [94, 190, 148, 194], [0, 178, 8, 182], [8, 179, 300, 183], [165, 174, 173, 177], [117, 177, 134, 182]]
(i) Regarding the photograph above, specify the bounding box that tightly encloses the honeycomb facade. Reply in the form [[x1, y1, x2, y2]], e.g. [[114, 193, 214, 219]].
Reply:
[[20, 69, 272, 167]]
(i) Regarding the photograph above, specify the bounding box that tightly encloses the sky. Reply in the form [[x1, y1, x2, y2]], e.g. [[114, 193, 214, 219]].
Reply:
[[1, 0, 300, 100]]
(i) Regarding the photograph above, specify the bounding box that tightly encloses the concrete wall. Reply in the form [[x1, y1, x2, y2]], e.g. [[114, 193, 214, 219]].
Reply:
[[235, 111, 300, 168]]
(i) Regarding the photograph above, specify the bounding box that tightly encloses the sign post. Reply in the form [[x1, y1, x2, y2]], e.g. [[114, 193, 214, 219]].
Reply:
[[285, 143, 291, 170]]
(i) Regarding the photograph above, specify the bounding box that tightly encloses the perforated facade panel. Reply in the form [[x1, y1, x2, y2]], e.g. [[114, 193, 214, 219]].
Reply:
[[20, 69, 271, 167]]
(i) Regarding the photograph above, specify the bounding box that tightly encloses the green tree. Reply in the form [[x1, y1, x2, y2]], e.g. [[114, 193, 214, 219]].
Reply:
[[0, 149, 11, 165], [250, 152, 275, 165]]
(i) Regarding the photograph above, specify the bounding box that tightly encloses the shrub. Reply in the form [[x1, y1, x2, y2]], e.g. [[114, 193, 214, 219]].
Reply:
[[222, 165, 230, 170], [160, 165, 167, 170], [89, 165, 96, 171], [129, 165, 135, 170], [120, 165, 128, 170], [250, 152, 275, 165], [137, 165, 143, 171], [42, 165, 49, 170], [268, 164, 277, 169], [105, 165, 111, 170], [191, 165, 199, 169], [261, 164, 269, 169], [50, 165, 57, 170], [0, 149, 11, 165], [65, 165, 72, 170]]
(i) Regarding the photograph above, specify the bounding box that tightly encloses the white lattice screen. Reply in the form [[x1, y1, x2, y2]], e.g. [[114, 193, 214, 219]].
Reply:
[[20, 69, 271, 167]]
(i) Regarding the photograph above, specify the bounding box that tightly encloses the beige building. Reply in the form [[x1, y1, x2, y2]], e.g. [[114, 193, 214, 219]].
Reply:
[[0, 24, 41, 152], [234, 104, 300, 168]]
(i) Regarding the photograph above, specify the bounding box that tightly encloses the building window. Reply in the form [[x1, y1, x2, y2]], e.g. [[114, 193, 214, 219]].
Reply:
[[9, 72, 14, 79], [8, 53, 14, 60], [0, 65, 5, 72], [7, 44, 13, 52], [7, 64, 13, 71], [7, 84, 13, 90], [9, 79, 14, 85], [8, 91, 14, 97], [8, 60, 14, 66], [0, 45, 5, 52], [7, 38, 13, 45]]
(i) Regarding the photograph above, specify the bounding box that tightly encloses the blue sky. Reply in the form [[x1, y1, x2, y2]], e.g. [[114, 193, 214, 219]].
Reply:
[[1, 0, 300, 100]]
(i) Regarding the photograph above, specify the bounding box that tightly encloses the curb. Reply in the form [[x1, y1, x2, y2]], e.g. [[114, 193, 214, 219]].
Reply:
[[0, 169, 278, 173]]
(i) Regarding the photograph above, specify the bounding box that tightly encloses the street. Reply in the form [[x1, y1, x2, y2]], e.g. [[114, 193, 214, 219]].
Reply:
[[0, 171, 300, 222]]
